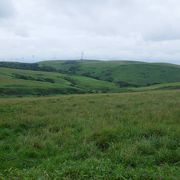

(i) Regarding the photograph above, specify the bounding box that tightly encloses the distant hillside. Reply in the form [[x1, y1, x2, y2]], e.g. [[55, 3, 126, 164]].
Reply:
[[0, 67, 119, 96], [39, 60, 180, 87], [0, 60, 180, 96]]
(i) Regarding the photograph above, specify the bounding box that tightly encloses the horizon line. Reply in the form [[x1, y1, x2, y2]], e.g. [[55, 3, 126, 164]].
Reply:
[[0, 59, 180, 65]]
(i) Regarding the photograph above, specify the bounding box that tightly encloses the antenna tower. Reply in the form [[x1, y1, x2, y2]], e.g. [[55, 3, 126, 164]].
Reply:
[[81, 51, 84, 60]]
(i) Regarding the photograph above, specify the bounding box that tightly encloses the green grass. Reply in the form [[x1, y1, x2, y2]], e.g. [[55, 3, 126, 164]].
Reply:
[[0, 67, 119, 96], [1, 60, 180, 96], [130, 82, 180, 91], [1, 67, 180, 97], [0, 90, 179, 179], [39, 60, 180, 86]]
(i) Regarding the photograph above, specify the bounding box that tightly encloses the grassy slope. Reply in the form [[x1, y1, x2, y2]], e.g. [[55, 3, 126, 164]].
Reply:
[[0, 90, 179, 179], [39, 60, 180, 86], [1, 60, 180, 96], [130, 82, 180, 91], [1, 66, 180, 96], [0, 67, 119, 96]]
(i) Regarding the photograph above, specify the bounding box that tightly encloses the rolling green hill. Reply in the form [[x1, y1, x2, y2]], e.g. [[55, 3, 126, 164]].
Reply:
[[39, 60, 180, 87], [0, 67, 119, 96], [0, 60, 180, 96]]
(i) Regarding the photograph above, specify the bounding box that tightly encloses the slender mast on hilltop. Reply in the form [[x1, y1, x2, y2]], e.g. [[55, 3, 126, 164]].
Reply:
[[81, 51, 84, 60]]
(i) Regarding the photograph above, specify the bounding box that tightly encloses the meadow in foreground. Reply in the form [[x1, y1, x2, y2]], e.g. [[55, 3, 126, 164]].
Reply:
[[0, 90, 180, 179]]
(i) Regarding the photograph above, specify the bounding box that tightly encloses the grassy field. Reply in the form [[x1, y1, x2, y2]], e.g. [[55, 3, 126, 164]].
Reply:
[[0, 90, 179, 179]]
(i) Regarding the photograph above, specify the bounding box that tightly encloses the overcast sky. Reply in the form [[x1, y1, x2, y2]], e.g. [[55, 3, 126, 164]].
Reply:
[[0, 0, 180, 64]]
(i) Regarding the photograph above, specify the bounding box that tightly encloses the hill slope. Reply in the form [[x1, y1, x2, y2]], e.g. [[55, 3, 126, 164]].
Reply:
[[0, 60, 180, 96], [0, 67, 119, 96], [39, 60, 180, 86]]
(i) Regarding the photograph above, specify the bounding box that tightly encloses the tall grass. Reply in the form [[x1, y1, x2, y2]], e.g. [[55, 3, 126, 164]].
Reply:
[[0, 90, 180, 179]]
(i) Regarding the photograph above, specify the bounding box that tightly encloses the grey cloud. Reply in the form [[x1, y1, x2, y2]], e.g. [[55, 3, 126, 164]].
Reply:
[[0, 0, 15, 19], [144, 23, 180, 42], [14, 27, 29, 37], [0, 0, 180, 64], [145, 32, 180, 42]]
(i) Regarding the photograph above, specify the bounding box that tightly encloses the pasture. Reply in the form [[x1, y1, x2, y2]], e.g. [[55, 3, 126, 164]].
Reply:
[[0, 90, 179, 179]]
